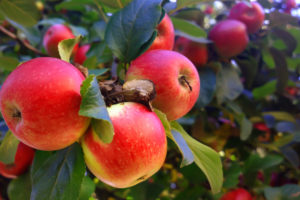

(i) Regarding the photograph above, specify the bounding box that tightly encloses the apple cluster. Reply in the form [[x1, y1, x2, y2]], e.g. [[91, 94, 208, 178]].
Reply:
[[0, 14, 201, 188], [209, 1, 265, 58]]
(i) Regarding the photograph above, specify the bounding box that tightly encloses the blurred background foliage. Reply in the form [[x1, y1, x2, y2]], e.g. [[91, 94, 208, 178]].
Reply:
[[0, 0, 300, 199]]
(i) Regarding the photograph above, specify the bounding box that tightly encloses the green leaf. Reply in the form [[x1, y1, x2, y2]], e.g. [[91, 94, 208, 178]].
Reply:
[[244, 154, 283, 174], [176, 0, 205, 9], [154, 109, 194, 167], [262, 49, 275, 69], [263, 111, 296, 122], [8, 172, 32, 200], [223, 163, 242, 189], [252, 80, 277, 100], [171, 17, 206, 38], [216, 65, 243, 104], [197, 68, 216, 108], [239, 117, 253, 141], [0, 56, 19, 71], [0, 130, 19, 164], [97, 0, 132, 8], [170, 121, 223, 194], [0, 0, 40, 27], [31, 143, 85, 200], [272, 27, 297, 55], [88, 68, 109, 76], [105, 0, 163, 63], [79, 75, 114, 143], [287, 26, 300, 54], [264, 184, 300, 200], [58, 35, 82, 62], [55, 0, 94, 11], [78, 176, 96, 200]]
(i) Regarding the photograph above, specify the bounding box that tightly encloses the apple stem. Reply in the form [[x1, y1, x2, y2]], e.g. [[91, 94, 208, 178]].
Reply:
[[179, 76, 192, 92], [12, 109, 21, 119]]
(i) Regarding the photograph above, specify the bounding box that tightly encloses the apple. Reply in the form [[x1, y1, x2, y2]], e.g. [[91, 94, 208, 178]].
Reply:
[[0, 57, 91, 151], [43, 24, 77, 57], [284, 0, 297, 14], [220, 188, 253, 200], [74, 44, 90, 65], [204, 5, 214, 15], [208, 19, 249, 58], [81, 102, 167, 188], [174, 37, 208, 67], [0, 142, 35, 179], [126, 50, 200, 121], [147, 14, 175, 52], [228, 2, 265, 34]]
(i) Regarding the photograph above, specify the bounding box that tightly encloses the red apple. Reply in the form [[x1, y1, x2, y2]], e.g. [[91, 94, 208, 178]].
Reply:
[[220, 188, 253, 200], [208, 19, 249, 58], [285, 0, 297, 14], [74, 44, 90, 65], [204, 5, 214, 15], [81, 102, 167, 188], [147, 14, 175, 52], [228, 2, 265, 34], [43, 24, 78, 57], [174, 37, 208, 67], [126, 50, 200, 121], [0, 57, 90, 151], [0, 142, 35, 179]]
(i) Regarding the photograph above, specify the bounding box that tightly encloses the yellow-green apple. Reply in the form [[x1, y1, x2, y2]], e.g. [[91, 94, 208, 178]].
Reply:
[[43, 24, 77, 57], [228, 2, 265, 34], [208, 19, 249, 58], [74, 44, 90, 65], [174, 37, 208, 67], [220, 188, 253, 200], [81, 102, 167, 188], [0, 57, 90, 151], [147, 14, 175, 52], [0, 142, 35, 178], [126, 50, 200, 121]]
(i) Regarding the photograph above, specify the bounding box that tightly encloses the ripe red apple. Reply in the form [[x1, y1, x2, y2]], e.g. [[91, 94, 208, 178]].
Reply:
[[81, 102, 167, 188], [74, 44, 90, 65], [147, 14, 175, 52], [284, 0, 297, 14], [43, 24, 78, 57], [174, 37, 208, 67], [228, 2, 265, 34], [220, 188, 253, 200], [126, 50, 200, 121], [208, 19, 249, 58], [0, 142, 35, 179], [0, 57, 90, 151]]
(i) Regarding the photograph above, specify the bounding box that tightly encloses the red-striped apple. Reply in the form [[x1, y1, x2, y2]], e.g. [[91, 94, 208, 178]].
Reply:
[[228, 2, 265, 34], [81, 102, 167, 188], [147, 14, 175, 52], [0, 57, 90, 151], [43, 24, 77, 57], [209, 19, 249, 58], [126, 50, 200, 121], [74, 44, 90, 65], [0, 142, 35, 178]]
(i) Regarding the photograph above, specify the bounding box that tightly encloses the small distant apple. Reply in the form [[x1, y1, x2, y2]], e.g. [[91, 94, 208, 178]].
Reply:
[[220, 188, 253, 200], [228, 2, 265, 34], [147, 14, 175, 52], [43, 24, 78, 57], [174, 37, 208, 67], [208, 19, 249, 58], [74, 44, 90, 65], [126, 50, 200, 121], [81, 102, 167, 188], [0, 142, 35, 179], [0, 57, 90, 151]]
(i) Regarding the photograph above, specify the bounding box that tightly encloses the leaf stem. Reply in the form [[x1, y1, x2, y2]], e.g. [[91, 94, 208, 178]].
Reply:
[[0, 25, 47, 56], [117, 0, 124, 8], [93, 0, 108, 23]]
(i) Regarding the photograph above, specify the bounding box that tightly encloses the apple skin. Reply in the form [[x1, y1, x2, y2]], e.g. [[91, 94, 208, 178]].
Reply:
[[174, 37, 208, 67], [147, 14, 175, 52], [81, 102, 167, 188], [220, 188, 253, 200], [228, 2, 265, 34], [74, 44, 90, 65], [0, 57, 91, 151], [126, 50, 200, 121], [0, 142, 35, 179], [43, 24, 78, 57], [208, 19, 249, 58]]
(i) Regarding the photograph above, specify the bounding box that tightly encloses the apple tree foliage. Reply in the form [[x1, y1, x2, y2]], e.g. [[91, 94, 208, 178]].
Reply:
[[0, 0, 300, 199]]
